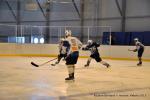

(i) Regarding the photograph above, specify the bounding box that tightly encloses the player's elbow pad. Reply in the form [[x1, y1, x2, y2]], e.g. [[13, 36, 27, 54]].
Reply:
[[133, 49, 137, 52], [82, 47, 85, 50]]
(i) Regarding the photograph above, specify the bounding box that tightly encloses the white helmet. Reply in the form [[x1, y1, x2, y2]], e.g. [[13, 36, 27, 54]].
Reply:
[[65, 30, 72, 37], [87, 40, 93, 44], [134, 38, 139, 41]]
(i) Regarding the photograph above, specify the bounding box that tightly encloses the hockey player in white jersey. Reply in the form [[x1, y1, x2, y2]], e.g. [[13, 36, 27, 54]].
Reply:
[[64, 30, 82, 81], [129, 38, 145, 66]]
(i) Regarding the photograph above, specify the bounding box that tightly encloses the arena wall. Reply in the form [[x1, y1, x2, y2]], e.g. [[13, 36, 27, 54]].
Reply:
[[0, 43, 150, 61]]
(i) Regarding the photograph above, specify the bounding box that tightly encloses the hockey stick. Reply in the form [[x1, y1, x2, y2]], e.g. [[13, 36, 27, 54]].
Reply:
[[31, 58, 58, 67]]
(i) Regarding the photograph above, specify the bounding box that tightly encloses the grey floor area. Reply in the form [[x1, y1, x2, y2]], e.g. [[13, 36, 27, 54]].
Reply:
[[0, 57, 150, 100]]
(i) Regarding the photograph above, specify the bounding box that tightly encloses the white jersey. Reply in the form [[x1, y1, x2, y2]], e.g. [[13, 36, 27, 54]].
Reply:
[[65, 36, 82, 54], [135, 41, 144, 50]]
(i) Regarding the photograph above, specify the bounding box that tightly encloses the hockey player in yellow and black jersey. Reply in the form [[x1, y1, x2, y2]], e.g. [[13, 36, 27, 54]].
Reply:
[[64, 30, 82, 81]]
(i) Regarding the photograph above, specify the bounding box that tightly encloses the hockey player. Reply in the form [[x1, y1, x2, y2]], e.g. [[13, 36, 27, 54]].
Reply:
[[65, 30, 82, 81], [129, 38, 144, 66], [51, 38, 68, 66], [82, 40, 110, 68]]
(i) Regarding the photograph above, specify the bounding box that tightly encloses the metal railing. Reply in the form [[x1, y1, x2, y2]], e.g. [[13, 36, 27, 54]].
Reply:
[[0, 24, 112, 44]]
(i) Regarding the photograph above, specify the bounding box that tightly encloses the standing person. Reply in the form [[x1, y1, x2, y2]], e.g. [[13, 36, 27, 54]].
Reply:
[[51, 38, 68, 66], [65, 30, 82, 81], [82, 40, 110, 68], [129, 38, 144, 66]]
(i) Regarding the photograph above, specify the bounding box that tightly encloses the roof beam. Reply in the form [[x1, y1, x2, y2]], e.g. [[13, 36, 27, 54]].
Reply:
[[80, 0, 84, 42], [115, 0, 123, 16], [45, 1, 51, 43], [121, 0, 127, 32], [72, 0, 81, 18], [5, 0, 17, 21], [35, 0, 47, 20]]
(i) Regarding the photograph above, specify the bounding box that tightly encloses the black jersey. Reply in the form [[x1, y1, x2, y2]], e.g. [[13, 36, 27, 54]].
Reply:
[[59, 40, 70, 54], [83, 42, 100, 55]]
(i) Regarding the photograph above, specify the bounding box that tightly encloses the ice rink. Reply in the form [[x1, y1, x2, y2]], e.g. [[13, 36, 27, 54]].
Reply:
[[0, 57, 150, 100]]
